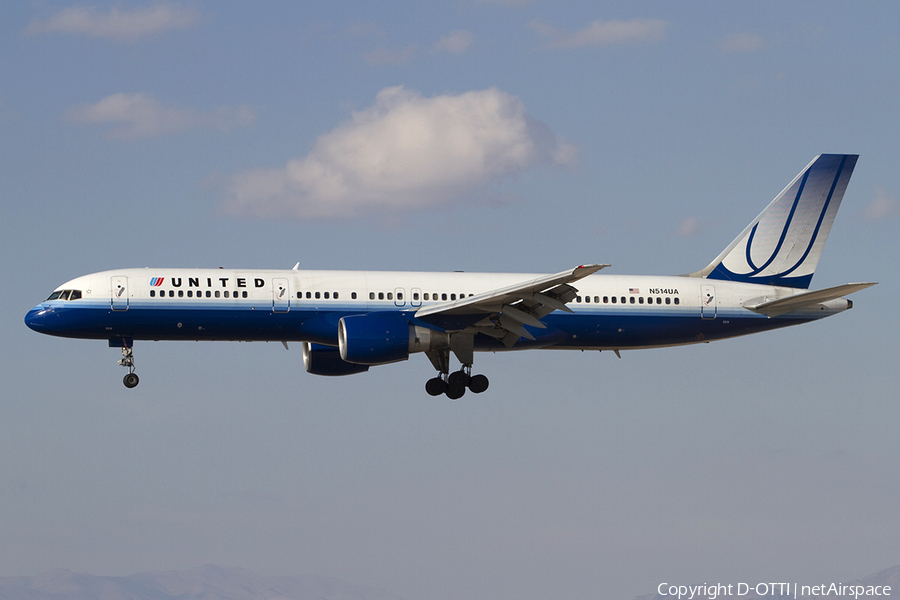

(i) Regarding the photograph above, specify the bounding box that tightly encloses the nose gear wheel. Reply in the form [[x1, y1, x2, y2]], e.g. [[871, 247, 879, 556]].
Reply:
[[118, 346, 139, 388]]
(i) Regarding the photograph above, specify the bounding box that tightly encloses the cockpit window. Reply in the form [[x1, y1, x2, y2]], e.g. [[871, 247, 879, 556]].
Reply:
[[45, 289, 82, 301]]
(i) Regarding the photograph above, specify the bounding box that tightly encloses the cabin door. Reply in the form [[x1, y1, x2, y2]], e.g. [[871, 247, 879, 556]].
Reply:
[[700, 284, 717, 319], [110, 276, 129, 311], [273, 278, 290, 312]]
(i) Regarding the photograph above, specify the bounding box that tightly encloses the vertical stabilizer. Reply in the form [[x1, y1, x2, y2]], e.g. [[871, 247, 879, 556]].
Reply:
[[693, 154, 857, 289]]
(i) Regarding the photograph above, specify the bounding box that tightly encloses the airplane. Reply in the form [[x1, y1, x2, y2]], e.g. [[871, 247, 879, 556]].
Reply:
[[25, 154, 876, 398]]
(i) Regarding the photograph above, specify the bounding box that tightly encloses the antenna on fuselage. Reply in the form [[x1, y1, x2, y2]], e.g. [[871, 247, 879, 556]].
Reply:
[[292, 262, 300, 270]]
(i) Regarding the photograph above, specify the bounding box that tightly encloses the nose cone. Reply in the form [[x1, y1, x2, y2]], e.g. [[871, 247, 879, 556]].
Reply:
[[24, 305, 48, 332]]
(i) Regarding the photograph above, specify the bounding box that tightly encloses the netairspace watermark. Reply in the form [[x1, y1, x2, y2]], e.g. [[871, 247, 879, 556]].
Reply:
[[657, 582, 892, 599]]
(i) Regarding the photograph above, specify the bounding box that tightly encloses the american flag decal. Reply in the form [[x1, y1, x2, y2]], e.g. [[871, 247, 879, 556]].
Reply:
[[629, 288, 639, 294]]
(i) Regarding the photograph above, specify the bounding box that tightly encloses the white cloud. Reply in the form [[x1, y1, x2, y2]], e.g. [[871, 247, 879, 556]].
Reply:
[[26, 3, 199, 42], [434, 30, 474, 54], [362, 46, 416, 65], [717, 33, 766, 53], [224, 86, 576, 219], [65, 93, 255, 139], [864, 188, 899, 220], [530, 18, 668, 49], [676, 216, 703, 237]]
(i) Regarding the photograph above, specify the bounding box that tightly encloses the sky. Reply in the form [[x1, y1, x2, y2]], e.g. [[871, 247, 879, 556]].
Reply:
[[1, 2, 899, 599]]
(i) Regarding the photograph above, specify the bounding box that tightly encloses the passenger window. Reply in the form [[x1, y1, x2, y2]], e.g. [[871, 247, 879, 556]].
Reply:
[[324, 292, 330, 299], [177, 290, 183, 297], [576, 296, 581, 303], [656, 297, 661, 304], [378, 292, 384, 300], [620, 296, 626, 304], [334, 292, 339, 299], [674, 297, 680, 305], [611, 296, 617, 304], [423, 293, 429, 300], [297, 292, 302, 299], [397, 292, 403, 300], [315, 291, 320, 299], [187, 291, 193, 298], [638, 297, 643, 304], [450, 294, 456, 301], [413, 293, 419, 300], [352, 292, 357, 299], [215, 291, 220, 298], [150, 290, 156, 298], [665, 297, 671, 305], [369, 292, 375, 300], [224, 291, 229, 298], [205, 291, 210, 298], [242, 291, 248, 298], [387, 292, 393, 300], [629, 296, 635, 304], [169, 290, 175, 297], [603, 296, 608, 303], [585, 296, 590, 303], [441, 293, 447, 301]]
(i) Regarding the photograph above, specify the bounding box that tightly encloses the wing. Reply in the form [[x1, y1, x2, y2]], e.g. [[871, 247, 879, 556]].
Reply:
[[415, 264, 609, 347]]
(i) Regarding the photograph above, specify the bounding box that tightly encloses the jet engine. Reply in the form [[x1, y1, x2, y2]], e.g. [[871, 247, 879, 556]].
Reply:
[[302, 342, 369, 376], [338, 313, 450, 366]]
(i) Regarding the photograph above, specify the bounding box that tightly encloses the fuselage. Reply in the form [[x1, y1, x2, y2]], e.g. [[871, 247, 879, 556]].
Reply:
[[24, 267, 852, 351]]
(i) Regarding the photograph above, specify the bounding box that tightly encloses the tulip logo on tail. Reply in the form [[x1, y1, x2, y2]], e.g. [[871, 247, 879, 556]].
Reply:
[[706, 154, 857, 289]]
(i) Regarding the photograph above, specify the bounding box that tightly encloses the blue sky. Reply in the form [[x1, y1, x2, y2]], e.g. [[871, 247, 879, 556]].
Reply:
[[2, 2, 899, 599]]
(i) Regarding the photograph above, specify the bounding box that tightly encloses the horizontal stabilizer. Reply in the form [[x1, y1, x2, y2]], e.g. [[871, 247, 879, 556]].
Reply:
[[744, 282, 877, 317]]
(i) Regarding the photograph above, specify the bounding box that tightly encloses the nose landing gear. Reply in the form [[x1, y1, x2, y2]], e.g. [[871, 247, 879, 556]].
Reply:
[[118, 346, 139, 388]]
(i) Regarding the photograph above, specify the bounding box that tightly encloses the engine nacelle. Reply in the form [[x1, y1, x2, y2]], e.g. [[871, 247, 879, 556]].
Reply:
[[338, 314, 411, 365], [302, 342, 370, 376], [338, 314, 451, 366]]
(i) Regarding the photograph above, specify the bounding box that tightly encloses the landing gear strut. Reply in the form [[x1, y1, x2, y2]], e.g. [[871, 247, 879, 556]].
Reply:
[[118, 346, 139, 388]]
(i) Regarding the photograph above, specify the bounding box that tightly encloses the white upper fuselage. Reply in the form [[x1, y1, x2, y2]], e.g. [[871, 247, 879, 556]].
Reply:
[[28, 266, 851, 351]]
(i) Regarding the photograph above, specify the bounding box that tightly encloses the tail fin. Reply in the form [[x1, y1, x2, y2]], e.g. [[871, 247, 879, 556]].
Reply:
[[692, 154, 858, 289]]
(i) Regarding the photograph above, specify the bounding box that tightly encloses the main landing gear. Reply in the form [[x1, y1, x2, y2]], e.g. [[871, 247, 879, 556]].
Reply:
[[424, 341, 489, 399], [118, 346, 139, 388], [425, 366, 490, 399]]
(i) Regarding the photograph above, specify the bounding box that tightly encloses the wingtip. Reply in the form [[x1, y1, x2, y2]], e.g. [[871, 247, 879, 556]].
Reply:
[[575, 264, 611, 276]]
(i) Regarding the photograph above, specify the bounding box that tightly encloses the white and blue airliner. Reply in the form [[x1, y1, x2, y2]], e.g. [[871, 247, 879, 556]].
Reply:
[[25, 154, 876, 398]]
